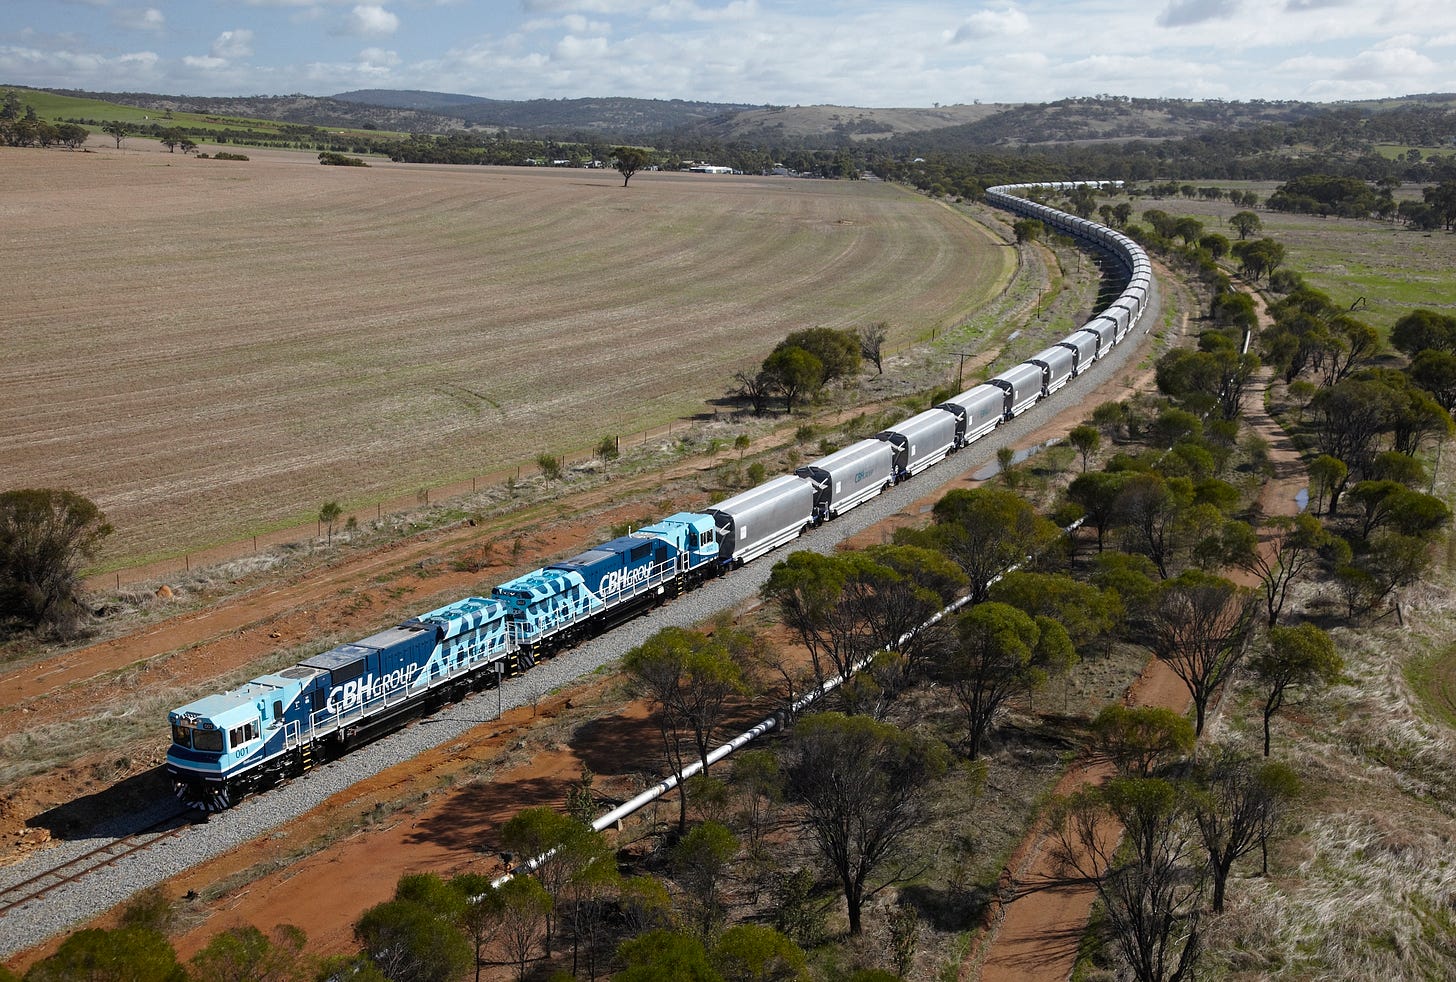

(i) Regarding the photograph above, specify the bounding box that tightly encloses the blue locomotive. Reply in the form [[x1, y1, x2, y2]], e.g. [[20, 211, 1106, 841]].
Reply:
[[165, 181, 1151, 810]]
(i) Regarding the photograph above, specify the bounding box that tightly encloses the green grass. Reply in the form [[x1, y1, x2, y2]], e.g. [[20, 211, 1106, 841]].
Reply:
[[6, 85, 403, 141], [1121, 183, 1456, 337], [1370, 143, 1448, 161], [1404, 643, 1456, 730]]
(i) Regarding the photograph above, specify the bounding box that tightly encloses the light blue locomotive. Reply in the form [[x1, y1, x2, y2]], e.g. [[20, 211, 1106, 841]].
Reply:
[[165, 180, 1151, 810], [165, 523, 719, 809], [167, 595, 515, 809]]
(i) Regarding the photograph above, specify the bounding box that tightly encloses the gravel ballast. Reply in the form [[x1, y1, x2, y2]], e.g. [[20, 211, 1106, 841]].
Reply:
[[0, 277, 1162, 960]]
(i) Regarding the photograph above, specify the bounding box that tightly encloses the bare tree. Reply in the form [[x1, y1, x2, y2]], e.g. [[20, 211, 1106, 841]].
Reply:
[[858, 321, 889, 375], [1225, 513, 1332, 626], [495, 876, 552, 982], [784, 712, 947, 935], [1054, 778, 1207, 982], [1147, 571, 1258, 735], [733, 370, 776, 416], [1191, 746, 1299, 911]]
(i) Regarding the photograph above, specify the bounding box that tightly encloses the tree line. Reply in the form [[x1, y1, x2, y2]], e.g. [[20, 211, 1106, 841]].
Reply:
[[1, 91, 88, 148]]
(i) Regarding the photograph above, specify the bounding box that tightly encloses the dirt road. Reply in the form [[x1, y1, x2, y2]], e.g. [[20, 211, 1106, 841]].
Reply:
[[973, 301, 1306, 981]]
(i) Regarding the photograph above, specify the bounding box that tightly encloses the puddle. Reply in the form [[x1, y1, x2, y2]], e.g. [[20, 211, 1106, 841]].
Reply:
[[972, 437, 1061, 482]]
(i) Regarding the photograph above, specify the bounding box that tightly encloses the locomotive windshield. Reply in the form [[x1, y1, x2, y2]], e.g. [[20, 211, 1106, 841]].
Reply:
[[193, 728, 224, 752], [173, 722, 224, 752]]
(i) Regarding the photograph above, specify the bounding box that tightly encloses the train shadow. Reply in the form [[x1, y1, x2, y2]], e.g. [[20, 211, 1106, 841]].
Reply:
[[401, 774, 587, 855], [27, 766, 200, 841], [569, 713, 661, 779]]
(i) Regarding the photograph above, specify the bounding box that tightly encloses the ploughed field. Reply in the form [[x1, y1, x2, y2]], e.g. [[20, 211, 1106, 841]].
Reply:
[[2, 146, 1006, 568]]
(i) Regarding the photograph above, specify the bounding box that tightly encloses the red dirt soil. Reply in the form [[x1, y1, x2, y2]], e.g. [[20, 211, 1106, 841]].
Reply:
[[972, 300, 1307, 980], [7, 306, 1177, 975], [6, 263, 1298, 982]]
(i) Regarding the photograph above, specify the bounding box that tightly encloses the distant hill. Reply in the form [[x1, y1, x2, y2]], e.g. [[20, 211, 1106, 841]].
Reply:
[[333, 90, 762, 135], [21, 85, 1456, 156], [892, 96, 1337, 148], [330, 89, 1456, 150], [673, 103, 1011, 142], [334, 89, 502, 111], [43, 88, 474, 134]]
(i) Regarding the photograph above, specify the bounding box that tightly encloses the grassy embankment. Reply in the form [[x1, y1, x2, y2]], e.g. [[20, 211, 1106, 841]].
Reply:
[[1094, 183, 1456, 978], [9, 86, 398, 143]]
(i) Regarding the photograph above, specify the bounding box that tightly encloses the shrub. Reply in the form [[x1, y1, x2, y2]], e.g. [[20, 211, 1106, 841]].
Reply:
[[318, 151, 368, 167]]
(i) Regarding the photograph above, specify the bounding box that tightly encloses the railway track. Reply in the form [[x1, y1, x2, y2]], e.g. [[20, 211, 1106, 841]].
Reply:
[[2, 187, 1163, 961], [0, 809, 195, 920]]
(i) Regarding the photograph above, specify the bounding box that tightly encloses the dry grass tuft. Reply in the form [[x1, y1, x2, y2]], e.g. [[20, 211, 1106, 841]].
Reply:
[[1206, 565, 1456, 978]]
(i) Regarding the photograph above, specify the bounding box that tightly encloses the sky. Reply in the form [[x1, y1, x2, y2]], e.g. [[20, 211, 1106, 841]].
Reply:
[[4, 0, 1456, 108]]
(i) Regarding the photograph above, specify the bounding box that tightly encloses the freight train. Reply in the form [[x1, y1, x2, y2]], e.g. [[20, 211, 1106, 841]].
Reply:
[[164, 181, 1151, 811]]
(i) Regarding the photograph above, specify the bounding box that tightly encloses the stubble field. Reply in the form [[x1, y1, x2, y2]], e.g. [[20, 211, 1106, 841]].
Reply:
[[2, 144, 1008, 567]]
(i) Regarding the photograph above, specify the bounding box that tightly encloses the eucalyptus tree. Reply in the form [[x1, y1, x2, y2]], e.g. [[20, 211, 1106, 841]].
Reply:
[[784, 712, 947, 935]]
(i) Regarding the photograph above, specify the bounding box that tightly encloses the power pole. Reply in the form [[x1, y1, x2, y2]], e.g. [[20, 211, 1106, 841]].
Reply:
[[952, 350, 976, 390]]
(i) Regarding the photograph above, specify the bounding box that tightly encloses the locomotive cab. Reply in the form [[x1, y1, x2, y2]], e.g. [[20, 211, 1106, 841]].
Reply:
[[166, 672, 311, 810], [634, 512, 720, 582]]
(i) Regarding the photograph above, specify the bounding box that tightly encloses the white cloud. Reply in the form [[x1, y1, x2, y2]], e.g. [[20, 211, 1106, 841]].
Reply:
[[116, 7, 165, 31], [0, 42, 165, 90], [950, 6, 1030, 43], [1157, 0, 1242, 28], [647, 0, 758, 22], [1373, 33, 1420, 50], [553, 33, 610, 60], [343, 4, 400, 37], [358, 46, 401, 67], [563, 14, 611, 32], [12, 0, 1456, 106], [521, 0, 650, 13], [211, 29, 256, 59], [1334, 45, 1436, 80], [522, 13, 613, 33]]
